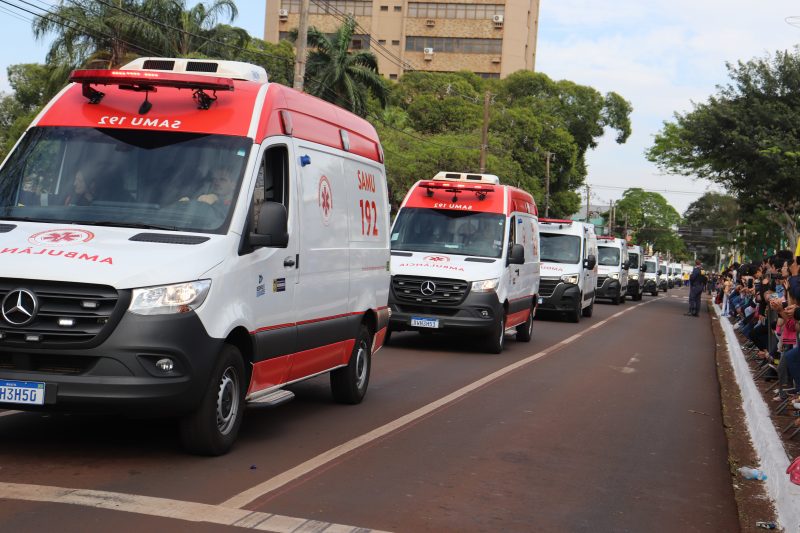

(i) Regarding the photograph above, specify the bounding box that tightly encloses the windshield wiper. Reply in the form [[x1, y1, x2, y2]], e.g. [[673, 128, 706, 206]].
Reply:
[[0, 215, 59, 224], [83, 221, 181, 231]]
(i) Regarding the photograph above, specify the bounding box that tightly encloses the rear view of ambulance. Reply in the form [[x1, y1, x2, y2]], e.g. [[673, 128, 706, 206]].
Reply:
[[595, 237, 629, 304], [537, 219, 598, 322], [388, 173, 539, 353], [0, 58, 390, 455]]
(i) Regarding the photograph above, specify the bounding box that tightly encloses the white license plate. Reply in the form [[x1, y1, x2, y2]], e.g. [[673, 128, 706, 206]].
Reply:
[[538, 297, 544, 305], [411, 317, 439, 329], [0, 380, 45, 405]]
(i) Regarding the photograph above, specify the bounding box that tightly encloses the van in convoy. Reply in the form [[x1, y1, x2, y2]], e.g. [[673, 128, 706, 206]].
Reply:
[[670, 262, 683, 287], [658, 261, 669, 291], [388, 172, 539, 353], [537, 218, 598, 322], [625, 244, 645, 300], [0, 58, 390, 455], [595, 236, 629, 305], [643, 255, 661, 296]]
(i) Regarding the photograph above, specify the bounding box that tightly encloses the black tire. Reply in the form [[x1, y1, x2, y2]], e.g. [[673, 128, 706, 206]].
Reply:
[[612, 290, 620, 305], [651, 290, 658, 296], [568, 296, 581, 323], [516, 307, 534, 342], [485, 315, 506, 353], [180, 344, 245, 456], [383, 327, 392, 346], [634, 291, 643, 301], [619, 289, 626, 304], [582, 296, 594, 317], [331, 325, 372, 404]]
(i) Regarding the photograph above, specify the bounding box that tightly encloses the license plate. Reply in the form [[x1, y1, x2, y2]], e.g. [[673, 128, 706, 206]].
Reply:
[[0, 380, 45, 405], [538, 297, 544, 305], [411, 317, 439, 329]]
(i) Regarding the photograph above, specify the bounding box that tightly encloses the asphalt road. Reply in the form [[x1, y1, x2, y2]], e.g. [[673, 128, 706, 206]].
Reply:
[[0, 286, 739, 532]]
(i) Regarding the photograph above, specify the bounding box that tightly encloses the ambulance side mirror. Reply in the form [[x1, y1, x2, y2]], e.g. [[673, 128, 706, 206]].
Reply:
[[584, 255, 596, 270], [250, 202, 289, 248], [622, 260, 630, 270], [641, 264, 647, 272], [508, 243, 525, 265]]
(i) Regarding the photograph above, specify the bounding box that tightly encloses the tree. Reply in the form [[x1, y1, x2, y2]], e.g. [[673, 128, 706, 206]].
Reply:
[[297, 16, 387, 117], [647, 49, 800, 246], [612, 188, 685, 257], [681, 192, 739, 264]]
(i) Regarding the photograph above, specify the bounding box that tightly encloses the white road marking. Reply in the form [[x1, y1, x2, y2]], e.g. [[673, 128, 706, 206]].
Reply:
[[222, 298, 660, 509], [0, 411, 20, 418], [610, 366, 637, 374], [0, 482, 386, 533]]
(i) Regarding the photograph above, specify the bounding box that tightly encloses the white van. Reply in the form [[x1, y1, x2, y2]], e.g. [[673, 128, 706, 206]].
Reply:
[[658, 261, 669, 292], [625, 244, 645, 300], [595, 236, 629, 304], [537, 218, 598, 322], [642, 255, 661, 296], [388, 172, 539, 353], [0, 58, 390, 455], [671, 263, 684, 287]]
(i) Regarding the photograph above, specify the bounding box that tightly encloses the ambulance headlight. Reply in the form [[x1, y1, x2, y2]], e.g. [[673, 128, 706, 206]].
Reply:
[[610, 273, 619, 280], [129, 280, 211, 315], [630, 273, 639, 280], [471, 278, 500, 293], [560, 274, 579, 285]]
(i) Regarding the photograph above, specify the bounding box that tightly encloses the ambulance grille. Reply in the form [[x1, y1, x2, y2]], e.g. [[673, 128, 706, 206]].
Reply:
[[0, 279, 125, 347], [538, 277, 561, 297], [142, 59, 176, 70], [391, 276, 469, 305], [596, 275, 608, 288], [186, 61, 219, 73]]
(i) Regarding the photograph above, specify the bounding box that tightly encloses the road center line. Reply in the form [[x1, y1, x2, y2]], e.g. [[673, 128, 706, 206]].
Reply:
[[222, 297, 661, 509]]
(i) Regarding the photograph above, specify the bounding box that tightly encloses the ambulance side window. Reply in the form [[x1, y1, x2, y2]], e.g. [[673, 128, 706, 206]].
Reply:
[[508, 216, 516, 256], [252, 146, 290, 229]]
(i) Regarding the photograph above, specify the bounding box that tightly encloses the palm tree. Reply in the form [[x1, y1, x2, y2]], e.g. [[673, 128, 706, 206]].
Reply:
[[33, 0, 149, 68], [300, 16, 387, 117]]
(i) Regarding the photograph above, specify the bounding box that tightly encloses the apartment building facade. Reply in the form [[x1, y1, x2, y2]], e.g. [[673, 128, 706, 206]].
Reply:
[[263, 0, 540, 79]]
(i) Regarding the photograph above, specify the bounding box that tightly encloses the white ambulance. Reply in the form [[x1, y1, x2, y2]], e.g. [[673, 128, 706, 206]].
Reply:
[[642, 255, 661, 296], [595, 236, 629, 304], [625, 244, 645, 300], [388, 172, 539, 353], [0, 58, 390, 455], [537, 218, 598, 322]]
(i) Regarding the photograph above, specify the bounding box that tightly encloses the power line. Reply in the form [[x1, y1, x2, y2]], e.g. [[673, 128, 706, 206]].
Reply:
[[587, 183, 720, 196]]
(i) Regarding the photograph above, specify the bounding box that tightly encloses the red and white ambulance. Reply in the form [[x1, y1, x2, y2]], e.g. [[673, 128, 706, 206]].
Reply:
[[388, 172, 539, 353], [0, 58, 390, 455]]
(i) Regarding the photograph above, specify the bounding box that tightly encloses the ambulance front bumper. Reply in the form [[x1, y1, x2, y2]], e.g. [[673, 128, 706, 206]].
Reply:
[[536, 283, 581, 312], [0, 311, 223, 415], [643, 279, 658, 292], [388, 291, 504, 335], [595, 278, 621, 300], [626, 279, 642, 295]]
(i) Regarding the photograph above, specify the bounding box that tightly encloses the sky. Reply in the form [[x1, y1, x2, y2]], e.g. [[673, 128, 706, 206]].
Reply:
[[0, 1, 799, 215]]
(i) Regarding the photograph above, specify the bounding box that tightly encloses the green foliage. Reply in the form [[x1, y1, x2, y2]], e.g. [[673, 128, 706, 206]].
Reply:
[[648, 48, 800, 246], [236, 39, 294, 86], [681, 192, 739, 264], [612, 188, 684, 256]]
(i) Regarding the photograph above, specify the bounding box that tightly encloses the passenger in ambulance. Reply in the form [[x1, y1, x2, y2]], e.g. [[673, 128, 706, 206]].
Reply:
[[182, 166, 235, 207], [62, 170, 96, 206]]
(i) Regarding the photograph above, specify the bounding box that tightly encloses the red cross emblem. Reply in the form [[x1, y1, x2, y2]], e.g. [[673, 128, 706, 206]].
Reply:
[[424, 255, 449, 262], [29, 228, 95, 247], [318, 176, 333, 225]]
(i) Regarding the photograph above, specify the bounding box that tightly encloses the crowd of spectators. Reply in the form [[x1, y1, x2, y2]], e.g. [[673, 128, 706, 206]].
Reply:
[[712, 252, 800, 436]]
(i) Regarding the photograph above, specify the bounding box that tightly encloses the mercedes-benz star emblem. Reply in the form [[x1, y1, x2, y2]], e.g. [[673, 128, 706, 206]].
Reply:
[[2, 289, 38, 326], [420, 280, 436, 296]]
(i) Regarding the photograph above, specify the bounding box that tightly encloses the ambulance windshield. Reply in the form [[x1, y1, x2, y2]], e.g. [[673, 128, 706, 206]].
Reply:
[[598, 246, 620, 266], [391, 208, 506, 258], [0, 127, 252, 234], [645, 260, 656, 273], [628, 252, 639, 269], [539, 233, 581, 264]]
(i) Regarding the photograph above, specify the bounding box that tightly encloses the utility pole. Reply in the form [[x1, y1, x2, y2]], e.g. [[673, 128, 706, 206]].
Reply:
[[544, 151, 553, 218], [293, 0, 310, 91], [479, 91, 490, 172], [607, 200, 614, 236], [584, 184, 590, 223]]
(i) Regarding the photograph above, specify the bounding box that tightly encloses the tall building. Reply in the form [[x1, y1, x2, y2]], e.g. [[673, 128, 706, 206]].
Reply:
[[263, 0, 540, 80]]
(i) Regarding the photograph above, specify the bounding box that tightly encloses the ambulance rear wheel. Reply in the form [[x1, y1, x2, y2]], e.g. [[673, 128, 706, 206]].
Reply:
[[634, 291, 643, 301], [331, 325, 372, 404], [180, 344, 245, 456], [515, 306, 534, 342], [485, 316, 506, 353]]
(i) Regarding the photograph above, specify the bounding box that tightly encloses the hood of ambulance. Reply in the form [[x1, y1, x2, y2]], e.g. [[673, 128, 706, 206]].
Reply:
[[539, 261, 582, 278], [390, 251, 501, 282], [598, 264, 621, 276], [0, 223, 227, 288]]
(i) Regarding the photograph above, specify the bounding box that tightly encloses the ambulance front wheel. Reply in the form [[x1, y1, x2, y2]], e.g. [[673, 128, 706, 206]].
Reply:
[[515, 306, 534, 342], [331, 325, 372, 404], [567, 296, 581, 323], [582, 296, 594, 317], [485, 316, 506, 354], [179, 344, 245, 456]]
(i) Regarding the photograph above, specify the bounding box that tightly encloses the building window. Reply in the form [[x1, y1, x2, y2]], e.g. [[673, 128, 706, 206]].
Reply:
[[380, 5, 388, 11], [280, 31, 370, 50], [378, 39, 387, 44], [391, 40, 400, 46], [394, 5, 402, 11], [405, 36, 502, 55], [281, 0, 373, 16], [407, 3, 504, 19], [389, 74, 398, 80]]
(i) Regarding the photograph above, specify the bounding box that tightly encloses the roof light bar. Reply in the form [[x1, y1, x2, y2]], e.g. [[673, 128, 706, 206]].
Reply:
[[419, 180, 495, 202], [538, 218, 573, 224]]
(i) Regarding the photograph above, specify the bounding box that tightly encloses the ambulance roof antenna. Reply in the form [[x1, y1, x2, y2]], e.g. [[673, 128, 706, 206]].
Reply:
[[138, 91, 152, 114]]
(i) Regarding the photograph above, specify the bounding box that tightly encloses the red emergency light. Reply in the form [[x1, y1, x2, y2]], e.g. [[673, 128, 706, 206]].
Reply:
[[539, 218, 573, 225], [69, 69, 235, 110], [597, 235, 617, 240], [419, 180, 495, 202]]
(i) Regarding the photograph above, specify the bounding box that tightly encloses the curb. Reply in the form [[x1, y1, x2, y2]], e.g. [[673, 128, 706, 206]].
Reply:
[[713, 303, 800, 530]]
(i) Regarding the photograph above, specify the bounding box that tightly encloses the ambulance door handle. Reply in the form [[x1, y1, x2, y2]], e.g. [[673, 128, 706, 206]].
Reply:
[[514, 269, 520, 275], [284, 256, 296, 268]]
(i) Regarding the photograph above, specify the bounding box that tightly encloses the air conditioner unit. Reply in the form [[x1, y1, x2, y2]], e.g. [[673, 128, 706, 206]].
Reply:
[[426, 19, 435, 27], [423, 47, 434, 60], [279, 9, 289, 19], [492, 14, 504, 26], [491, 57, 501, 63]]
